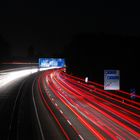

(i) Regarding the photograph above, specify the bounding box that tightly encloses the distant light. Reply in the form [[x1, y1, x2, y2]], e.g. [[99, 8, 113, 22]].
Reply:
[[85, 77, 88, 83]]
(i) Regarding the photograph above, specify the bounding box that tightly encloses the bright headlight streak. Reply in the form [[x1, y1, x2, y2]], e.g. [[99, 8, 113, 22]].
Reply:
[[0, 68, 38, 87]]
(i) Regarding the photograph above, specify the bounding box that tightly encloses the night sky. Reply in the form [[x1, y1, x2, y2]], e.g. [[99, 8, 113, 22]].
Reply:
[[0, 0, 140, 58], [0, 0, 140, 92]]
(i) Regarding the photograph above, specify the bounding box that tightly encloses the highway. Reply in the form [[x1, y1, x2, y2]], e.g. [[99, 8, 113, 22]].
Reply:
[[0, 67, 140, 140], [0, 66, 39, 140]]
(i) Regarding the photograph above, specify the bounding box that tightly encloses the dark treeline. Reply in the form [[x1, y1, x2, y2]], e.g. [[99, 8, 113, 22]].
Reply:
[[65, 32, 140, 93], [0, 35, 11, 62]]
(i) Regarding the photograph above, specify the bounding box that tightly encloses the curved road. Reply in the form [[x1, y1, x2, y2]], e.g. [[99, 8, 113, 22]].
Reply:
[[0, 67, 140, 140]]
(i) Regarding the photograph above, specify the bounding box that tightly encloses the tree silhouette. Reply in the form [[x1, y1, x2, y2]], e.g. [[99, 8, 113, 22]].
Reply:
[[28, 45, 35, 58], [0, 35, 11, 62]]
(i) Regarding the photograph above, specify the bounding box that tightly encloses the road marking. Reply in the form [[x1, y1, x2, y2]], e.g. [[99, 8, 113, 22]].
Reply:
[[67, 120, 72, 125], [8, 78, 26, 140], [116, 136, 122, 140], [55, 103, 58, 107], [60, 110, 63, 114], [79, 135, 84, 140], [32, 78, 45, 140]]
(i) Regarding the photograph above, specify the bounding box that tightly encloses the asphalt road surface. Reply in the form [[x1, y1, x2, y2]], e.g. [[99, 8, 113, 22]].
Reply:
[[0, 66, 140, 140]]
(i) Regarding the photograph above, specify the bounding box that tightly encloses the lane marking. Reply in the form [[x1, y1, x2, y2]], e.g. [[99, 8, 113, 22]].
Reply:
[[32, 78, 45, 140], [79, 134, 84, 140], [67, 120, 72, 125], [60, 110, 63, 114], [8, 78, 26, 140]]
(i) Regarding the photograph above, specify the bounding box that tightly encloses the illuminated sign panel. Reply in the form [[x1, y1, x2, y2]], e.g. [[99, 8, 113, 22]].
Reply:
[[104, 70, 120, 90], [39, 58, 65, 68]]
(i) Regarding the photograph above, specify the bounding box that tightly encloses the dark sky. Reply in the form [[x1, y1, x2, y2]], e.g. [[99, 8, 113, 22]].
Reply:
[[0, 0, 140, 92], [0, 0, 140, 58]]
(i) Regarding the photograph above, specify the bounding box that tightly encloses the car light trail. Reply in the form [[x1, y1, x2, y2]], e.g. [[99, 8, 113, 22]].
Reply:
[[59, 73, 140, 111], [38, 75, 71, 140], [36, 69, 140, 140], [0, 68, 38, 88], [53, 74, 140, 139], [47, 80, 106, 140], [56, 75, 140, 128], [61, 71, 140, 99]]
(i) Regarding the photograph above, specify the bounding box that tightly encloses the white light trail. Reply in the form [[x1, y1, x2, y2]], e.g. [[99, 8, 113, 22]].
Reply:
[[0, 68, 38, 88]]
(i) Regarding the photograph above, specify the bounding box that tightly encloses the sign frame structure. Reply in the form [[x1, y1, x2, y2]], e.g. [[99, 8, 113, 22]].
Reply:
[[104, 70, 120, 90]]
